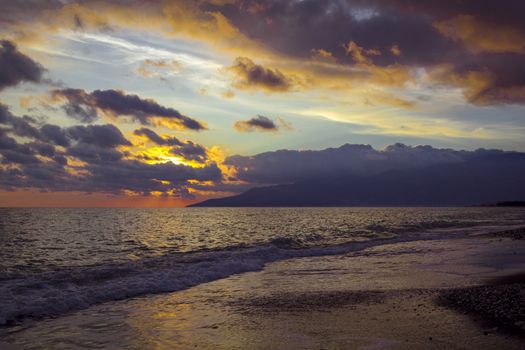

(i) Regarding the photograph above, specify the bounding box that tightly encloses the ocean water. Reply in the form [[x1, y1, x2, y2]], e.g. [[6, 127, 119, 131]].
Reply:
[[1, 207, 524, 325]]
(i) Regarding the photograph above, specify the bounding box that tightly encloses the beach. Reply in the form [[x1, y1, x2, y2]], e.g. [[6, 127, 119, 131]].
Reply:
[[2, 229, 525, 349]]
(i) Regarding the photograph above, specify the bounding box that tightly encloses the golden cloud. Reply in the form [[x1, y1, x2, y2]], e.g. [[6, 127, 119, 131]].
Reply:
[[434, 15, 525, 54], [4, 1, 416, 108], [225, 57, 297, 92], [425, 64, 525, 106]]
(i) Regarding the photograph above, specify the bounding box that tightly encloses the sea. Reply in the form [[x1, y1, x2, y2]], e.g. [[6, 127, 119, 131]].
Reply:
[[1, 207, 525, 326]]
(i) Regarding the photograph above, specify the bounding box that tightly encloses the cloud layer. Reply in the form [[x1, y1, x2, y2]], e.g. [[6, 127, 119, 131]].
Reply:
[[3, 1, 525, 105], [0, 103, 221, 198], [0, 40, 44, 90], [52, 89, 206, 130], [214, 0, 525, 105], [225, 143, 508, 185]]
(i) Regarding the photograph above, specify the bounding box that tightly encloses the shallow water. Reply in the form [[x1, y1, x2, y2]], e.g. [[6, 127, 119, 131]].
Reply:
[[3, 237, 525, 350], [1, 207, 524, 325]]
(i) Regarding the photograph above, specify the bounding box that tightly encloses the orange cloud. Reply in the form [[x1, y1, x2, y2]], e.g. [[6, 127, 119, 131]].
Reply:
[[390, 44, 401, 56], [136, 59, 183, 78], [311, 48, 337, 63], [4, 1, 415, 108], [343, 41, 381, 64], [434, 15, 525, 54], [226, 57, 296, 92], [426, 65, 496, 105]]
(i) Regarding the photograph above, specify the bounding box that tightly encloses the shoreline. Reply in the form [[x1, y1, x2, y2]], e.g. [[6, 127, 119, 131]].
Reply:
[[2, 233, 525, 349], [2, 224, 525, 327]]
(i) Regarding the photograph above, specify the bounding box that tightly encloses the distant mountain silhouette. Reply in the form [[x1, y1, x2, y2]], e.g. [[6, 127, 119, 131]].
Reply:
[[190, 153, 525, 207], [476, 201, 525, 207]]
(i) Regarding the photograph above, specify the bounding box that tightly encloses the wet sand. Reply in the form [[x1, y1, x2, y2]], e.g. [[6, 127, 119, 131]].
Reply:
[[2, 235, 525, 349]]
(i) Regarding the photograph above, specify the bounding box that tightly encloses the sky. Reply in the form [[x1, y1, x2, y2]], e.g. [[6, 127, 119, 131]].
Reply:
[[1, 0, 525, 207]]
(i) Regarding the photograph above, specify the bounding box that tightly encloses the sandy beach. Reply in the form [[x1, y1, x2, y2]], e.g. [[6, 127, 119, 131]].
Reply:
[[2, 231, 525, 350]]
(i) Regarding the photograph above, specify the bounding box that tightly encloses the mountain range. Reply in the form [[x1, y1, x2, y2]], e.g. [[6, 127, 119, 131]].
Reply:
[[191, 150, 525, 207]]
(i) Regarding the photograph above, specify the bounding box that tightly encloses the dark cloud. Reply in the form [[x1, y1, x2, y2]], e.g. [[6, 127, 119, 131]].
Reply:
[[82, 160, 221, 196], [0, 140, 41, 165], [0, 104, 221, 196], [6, 114, 41, 139], [234, 115, 278, 132], [67, 124, 131, 148], [52, 89, 207, 130], [434, 53, 525, 105], [0, 103, 10, 124], [225, 143, 479, 184], [28, 142, 55, 157], [227, 57, 294, 92], [66, 143, 124, 163], [1, 149, 40, 165], [0, 1, 64, 25], [376, 1, 525, 28], [60, 89, 98, 123], [216, 1, 458, 67], [0, 103, 42, 139], [211, 0, 525, 105], [3, 1, 525, 106], [0, 40, 44, 90], [40, 124, 70, 147], [170, 141, 207, 163], [134, 127, 182, 146], [0, 132, 17, 150]]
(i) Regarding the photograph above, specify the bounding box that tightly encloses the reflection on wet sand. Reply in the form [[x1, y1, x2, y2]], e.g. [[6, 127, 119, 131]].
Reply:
[[2, 237, 525, 349]]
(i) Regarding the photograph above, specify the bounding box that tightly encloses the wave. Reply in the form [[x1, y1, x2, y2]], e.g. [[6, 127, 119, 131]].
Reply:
[[0, 225, 520, 326]]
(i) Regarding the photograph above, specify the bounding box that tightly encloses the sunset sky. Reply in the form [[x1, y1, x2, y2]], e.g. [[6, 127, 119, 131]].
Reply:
[[1, 0, 525, 206]]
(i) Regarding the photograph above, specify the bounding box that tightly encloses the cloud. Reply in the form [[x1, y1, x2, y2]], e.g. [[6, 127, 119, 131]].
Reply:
[[3, 0, 525, 109], [0, 40, 44, 90], [216, 0, 525, 106], [428, 54, 525, 105], [0, 104, 222, 196], [226, 57, 294, 92], [390, 44, 401, 56], [434, 15, 525, 54], [59, 90, 98, 123], [51, 89, 207, 130], [67, 124, 131, 148], [0, 103, 42, 139], [310, 48, 337, 63], [234, 115, 278, 132], [136, 59, 183, 78], [82, 160, 221, 197], [66, 143, 125, 163], [40, 124, 70, 147], [343, 41, 381, 64], [0, 0, 261, 60], [224, 142, 480, 184], [170, 141, 208, 163], [0, 138, 41, 165], [134, 127, 179, 146], [134, 127, 208, 163], [0, 1, 415, 108]]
